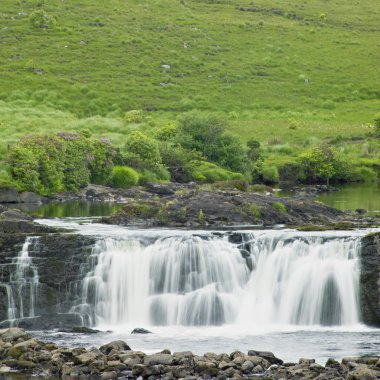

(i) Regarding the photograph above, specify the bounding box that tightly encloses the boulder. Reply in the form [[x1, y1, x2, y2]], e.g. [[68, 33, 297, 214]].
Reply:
[[99, 341, 131, 356], [131, 327, 152, 334]]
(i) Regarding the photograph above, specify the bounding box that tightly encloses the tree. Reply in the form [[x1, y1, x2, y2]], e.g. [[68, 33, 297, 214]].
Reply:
[[176, 111, 247, 172], [299, 145, 335, 184]]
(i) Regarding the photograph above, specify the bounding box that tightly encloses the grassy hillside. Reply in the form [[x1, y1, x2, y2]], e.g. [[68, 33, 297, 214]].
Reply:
[[0, 0, 379, 182]]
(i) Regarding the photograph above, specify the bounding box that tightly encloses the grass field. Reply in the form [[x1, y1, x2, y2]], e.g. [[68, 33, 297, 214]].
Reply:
[[0, 0, 379, 182]]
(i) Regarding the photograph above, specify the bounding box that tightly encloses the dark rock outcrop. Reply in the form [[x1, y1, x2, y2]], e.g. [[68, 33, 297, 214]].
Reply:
[[0, 232, 96, 328], [360, 232, 380, 326], [102, 189, 352, 228]]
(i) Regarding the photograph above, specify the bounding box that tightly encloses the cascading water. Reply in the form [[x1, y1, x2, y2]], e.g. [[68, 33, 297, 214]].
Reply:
[[74, 236, 250, 326], [74, 231, 361, 329], [2, 237, 40, 323], [238, 233, 360, 326]]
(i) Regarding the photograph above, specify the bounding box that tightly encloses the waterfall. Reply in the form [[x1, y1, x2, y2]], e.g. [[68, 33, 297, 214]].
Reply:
[[4, 237, 40, 323], [238, 233, 360, 326], [74, 236, 250, 326], [75, 231, 361, 328]]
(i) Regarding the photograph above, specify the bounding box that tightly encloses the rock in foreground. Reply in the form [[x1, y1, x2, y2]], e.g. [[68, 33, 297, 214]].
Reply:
[[0, 328, 379, 379]]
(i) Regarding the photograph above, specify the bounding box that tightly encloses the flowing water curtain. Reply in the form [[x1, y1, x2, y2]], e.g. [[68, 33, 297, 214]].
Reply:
[[5, 237, 40, 322], [73, 232, 361, 328], [238, 233, 360, 326], [76, 236, 250, 326]]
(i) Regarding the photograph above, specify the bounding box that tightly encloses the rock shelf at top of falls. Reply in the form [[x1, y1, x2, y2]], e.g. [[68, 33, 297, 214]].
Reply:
[[100, 187, 380, 229], [0, 327, 379, 379]]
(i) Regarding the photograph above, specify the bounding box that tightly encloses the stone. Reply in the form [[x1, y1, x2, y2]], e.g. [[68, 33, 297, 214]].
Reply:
[[131, 327, 152, 334], [75, 347, 106, 365], [144, 353, 173, 366], [346, 366, 380, 380], [241, 360, 254, 373], [99, 340, 131, 355], [100, 371, 118, 379], [0, 328, 31, 342], [248, 350, 283, 365]]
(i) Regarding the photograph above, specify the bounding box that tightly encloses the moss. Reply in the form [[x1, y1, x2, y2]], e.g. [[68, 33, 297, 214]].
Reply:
[[197, 209, 205, 224]]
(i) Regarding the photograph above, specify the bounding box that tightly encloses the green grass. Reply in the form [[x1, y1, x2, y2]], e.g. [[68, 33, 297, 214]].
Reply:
[[0, 0, 379, 179]]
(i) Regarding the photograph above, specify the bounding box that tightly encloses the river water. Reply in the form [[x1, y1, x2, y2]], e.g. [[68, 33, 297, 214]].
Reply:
[[25, 218, 380, 364]]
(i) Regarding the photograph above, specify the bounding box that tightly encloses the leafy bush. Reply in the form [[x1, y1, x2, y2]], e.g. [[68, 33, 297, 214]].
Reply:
[[261, 165, 279, 184], [29, 10, 57, 29], [299, 145, 335, 184], [193, 162, 245, 183], [272, 202, 287, 213], [159, 144, 201, 183], [110, 166, 139, 188], [154, 123, 177, 141], [8, 133, 118, 194], [250, 203, 261, 218], [125, 110, 145, 123], [138, 169, 159, 185], [125, 131, 162, 169], [176, 111, 247, 172], [350, 166, 378, 182]]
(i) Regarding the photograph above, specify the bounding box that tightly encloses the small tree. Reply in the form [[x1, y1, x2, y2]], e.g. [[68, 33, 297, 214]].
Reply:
[[299, 145, 336, 184]]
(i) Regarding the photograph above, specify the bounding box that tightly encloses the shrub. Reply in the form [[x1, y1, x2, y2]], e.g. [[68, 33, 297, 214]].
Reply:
[[350, 166, 378, 182], [176, 111, 247, 172], [29, 10, 57, 29], [125, 110, 145, 123], [299, 145, 335, 184], [110, 166, 139, 188], [193, 162, 245, 183], [250, 203, 261, 218], [154, 123, 177, 141], [261, 165, 279, 184], [125, 131, 162, 169], [8, 132, 118, 194], [272, 202, 287, 213], [138, 169, 159, 185], [159, 144, 201, 183]]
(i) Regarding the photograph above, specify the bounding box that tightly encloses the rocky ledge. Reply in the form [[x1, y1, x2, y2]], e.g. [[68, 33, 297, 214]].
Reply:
[[0, 328, 379, 379], [101, 188, 378, 229]]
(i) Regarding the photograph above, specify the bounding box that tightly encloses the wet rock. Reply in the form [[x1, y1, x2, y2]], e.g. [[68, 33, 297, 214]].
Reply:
[[241, 360, 254, 373], [99, 340, 131, 355], [131, 327, 152, 334], [74, 347, 106, 365], [248, 349, 283, 365], [144, 353, 173, 365], [0, 328, 31, 342], [62, 326, 100, 334]]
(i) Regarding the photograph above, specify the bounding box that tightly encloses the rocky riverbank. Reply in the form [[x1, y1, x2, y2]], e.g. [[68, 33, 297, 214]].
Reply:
[[101, 188, 379, 229], [0, 328, 379, 379]]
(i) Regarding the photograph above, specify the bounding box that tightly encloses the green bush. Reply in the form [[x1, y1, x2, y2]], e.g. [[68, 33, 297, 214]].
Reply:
[[299, 145, 335, 184], [8, 132, 118, 194], [159, 144, 201, 183], [272, 202, 287, 213], [250, 203, 261, 218], [110, 166, 139, 188], [193, 162, 245, 183], [350, 166, 378, 182], [176, 111, 247, 172], [138, 169, 159, 185], [154, 123, 177, 141], [29, 10, 57, 29], [125, 110, 145, 123], [261, 165, 279, 184], [125, 131, 162, 169]]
